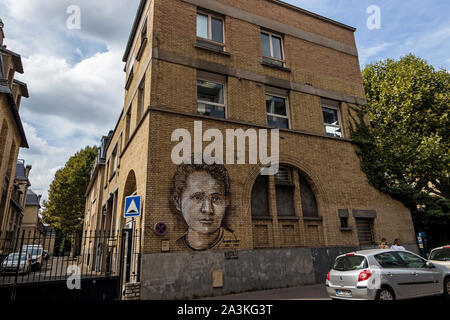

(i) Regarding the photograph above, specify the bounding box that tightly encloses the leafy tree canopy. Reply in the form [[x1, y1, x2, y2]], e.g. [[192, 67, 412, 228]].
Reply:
[[350, 54, 449, 247], [42, 146, 98, 234], [361, 54, 449, 198]]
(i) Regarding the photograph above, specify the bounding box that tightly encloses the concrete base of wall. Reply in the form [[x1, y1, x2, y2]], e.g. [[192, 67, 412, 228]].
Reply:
[[140, 244, 419, 300]]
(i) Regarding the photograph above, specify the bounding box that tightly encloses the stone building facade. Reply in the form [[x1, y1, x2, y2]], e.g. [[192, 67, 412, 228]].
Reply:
[[84, 0, 417, 299], [0, 19, 30, 247]]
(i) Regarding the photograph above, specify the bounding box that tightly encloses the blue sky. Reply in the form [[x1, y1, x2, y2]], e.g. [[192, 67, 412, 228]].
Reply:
[[0, 0, 448, 200]]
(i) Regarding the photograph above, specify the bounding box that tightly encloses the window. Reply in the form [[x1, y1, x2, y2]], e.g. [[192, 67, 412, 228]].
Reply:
[[355, 218, 374, 245], [397, 252, 427, 268], [275, 167, 295, 217], [125, 109, 131, 142], [333, 256, 368, 271], [375, 253, 403, 268], [340, 217, 348, 228], [322, 99, 343, 138], [266, 92, 289, 129], [125, 51, 135, 90], [196, 12, 224, 50], [141, 18, 148, 40], [251, 175, 269, 217], [197, 72, 226, 119], [137, 17, 148, 61], [261, 31, 284, 67], [112, 145, 118, 175], [299, 175, 318, 217], [138, 77, 145, 121]]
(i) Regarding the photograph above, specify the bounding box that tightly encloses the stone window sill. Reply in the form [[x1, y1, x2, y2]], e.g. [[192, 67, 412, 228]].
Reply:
[[277, 216, 300, 221], [303, 216, 323, 221], [195, 42, 231, 57], [252, 216, 273, 221], [261, 60, 291, 72]]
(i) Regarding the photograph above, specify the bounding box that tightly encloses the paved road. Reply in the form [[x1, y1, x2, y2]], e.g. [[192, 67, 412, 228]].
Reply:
[[205, 284, 331, 300]]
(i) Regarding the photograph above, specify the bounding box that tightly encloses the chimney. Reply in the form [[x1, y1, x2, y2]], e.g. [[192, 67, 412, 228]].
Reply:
[[0, 19, 4, 46], [25, 165, 32, 179], [38, 194, 42, 205]]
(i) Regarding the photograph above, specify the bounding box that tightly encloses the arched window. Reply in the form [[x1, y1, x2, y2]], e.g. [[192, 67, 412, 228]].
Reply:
[[250, 165, 319, 218], [299, 175, 318, 217], [251, 175, 269, 217]]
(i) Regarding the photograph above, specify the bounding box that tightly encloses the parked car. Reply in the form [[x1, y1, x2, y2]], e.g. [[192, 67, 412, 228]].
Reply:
[[1, 252, 32, 274], [325, 249, 450, 300], [21, 245, 43, 270], [428, 246, 450, 269]]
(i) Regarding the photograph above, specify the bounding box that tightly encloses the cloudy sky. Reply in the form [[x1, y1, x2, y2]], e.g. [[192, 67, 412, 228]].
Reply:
[[1, 0, 449, 202]]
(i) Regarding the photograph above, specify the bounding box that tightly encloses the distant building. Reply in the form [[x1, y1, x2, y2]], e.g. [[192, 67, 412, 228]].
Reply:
[[21, 190, 56, 254], [0, 19, 30, 243]]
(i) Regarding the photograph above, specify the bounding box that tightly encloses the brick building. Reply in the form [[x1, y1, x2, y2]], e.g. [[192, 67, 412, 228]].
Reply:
[[84, 0, 417, 299], [0, 19, 30, 244]]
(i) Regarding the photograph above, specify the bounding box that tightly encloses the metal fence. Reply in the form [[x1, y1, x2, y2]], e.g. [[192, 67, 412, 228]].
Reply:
[[0, 228, 141, 287]]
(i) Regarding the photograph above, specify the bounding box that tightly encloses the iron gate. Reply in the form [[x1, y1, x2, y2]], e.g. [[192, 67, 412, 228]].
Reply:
[[0, 228, 141, 300]]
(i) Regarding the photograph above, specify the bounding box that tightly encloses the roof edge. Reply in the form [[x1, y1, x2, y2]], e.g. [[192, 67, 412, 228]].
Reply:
[[123, 0, 147, 63]]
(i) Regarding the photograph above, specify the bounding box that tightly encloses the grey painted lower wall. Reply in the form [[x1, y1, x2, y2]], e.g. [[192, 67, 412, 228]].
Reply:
[[140, 244, 420, 300]]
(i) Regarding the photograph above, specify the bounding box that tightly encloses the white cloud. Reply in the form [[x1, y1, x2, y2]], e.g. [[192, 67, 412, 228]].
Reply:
[[358, 42, 392, 67], [1, 0, 139, 201]]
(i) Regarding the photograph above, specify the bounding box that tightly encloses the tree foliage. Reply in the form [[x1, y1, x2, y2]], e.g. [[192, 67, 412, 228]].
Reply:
[[42, 146, 98, 234], [350, 54, 450, 247]]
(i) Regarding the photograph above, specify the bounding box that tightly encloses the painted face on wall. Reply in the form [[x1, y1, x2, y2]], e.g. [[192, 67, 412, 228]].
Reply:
[[180, 171, 227, 234]]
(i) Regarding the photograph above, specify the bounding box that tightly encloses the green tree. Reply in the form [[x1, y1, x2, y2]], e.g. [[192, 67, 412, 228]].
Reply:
[[350, 54, 450, 247], [42, 146, 98, 235]]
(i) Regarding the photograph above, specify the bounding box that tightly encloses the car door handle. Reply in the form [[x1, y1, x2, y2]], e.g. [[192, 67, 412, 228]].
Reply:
[[386, 272, 393, 277], [411, 272, 418, 276]]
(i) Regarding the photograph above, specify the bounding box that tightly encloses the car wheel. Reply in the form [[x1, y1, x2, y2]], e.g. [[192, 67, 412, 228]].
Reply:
[[376, 287, 395, 301], [444, 278, 450, 300]]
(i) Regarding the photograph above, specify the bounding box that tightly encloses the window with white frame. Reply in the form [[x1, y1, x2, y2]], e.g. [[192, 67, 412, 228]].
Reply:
[[197, 11, 224, 47], [197, 71, 226, 119], [321, 99, 343, 138], [266, 88, 290, 129], [261, 31, 285, 67]]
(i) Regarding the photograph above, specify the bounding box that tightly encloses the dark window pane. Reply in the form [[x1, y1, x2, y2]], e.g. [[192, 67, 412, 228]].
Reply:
[[266, 95, 286, 116], [261, 33, 271, 57], [267, 115, 288, 129], [322, 107, 339, 125], [251, 175, 269, 217], [375, 253, 403, 268], [211, 18, 223, 43], [197, 14, 208, 38], [299, 175, 318, 217], [276, 185, 295, 216], [197, 103, 225, 118], [272, 36, 282, 59], [397, 252, 427, 268], [197, 80, 224, 104]]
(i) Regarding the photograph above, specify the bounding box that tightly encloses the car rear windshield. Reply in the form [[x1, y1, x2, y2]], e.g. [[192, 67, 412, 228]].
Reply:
[[430, 248, 450, 261], [333, 255, 368, 271]]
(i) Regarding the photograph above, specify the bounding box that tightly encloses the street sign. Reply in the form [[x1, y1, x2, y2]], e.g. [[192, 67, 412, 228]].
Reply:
[[124, 195, 141, 218], [154, 222, 168, 236]]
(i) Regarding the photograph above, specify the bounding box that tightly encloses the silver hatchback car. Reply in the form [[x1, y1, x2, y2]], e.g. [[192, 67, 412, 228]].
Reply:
[[326, 249, 450, 300]]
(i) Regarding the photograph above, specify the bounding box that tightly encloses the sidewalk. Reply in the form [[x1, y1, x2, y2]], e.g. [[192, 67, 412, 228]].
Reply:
[[204, 284, 330, 300]]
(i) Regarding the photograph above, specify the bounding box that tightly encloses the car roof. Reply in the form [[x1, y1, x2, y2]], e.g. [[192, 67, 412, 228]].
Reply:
[[338, 249, 413, 257], [430, 245, 450, 251]]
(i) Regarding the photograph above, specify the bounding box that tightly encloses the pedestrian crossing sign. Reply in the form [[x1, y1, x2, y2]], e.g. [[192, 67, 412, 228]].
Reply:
[[124, 195, 141, 218]]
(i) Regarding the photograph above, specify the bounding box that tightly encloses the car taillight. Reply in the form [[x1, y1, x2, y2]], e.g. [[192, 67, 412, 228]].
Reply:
[[444, 246, 450, 249], [345, 253, 355, 256], [326, 271, 330, 281], [358, 269, 372, 282]]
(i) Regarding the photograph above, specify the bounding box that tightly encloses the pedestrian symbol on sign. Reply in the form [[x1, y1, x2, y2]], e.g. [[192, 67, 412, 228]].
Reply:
[[124, 195, 141, 218]]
